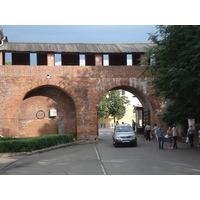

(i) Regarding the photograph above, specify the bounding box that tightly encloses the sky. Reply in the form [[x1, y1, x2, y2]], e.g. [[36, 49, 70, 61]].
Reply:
[[0, 25, 157, 43], [0, 25, 157, 65], [1, 0, 198, 44]]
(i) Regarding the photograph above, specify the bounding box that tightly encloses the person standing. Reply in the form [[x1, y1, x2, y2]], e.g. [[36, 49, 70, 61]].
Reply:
[[197, 128, 200, 147], [145, 122, 151, 141], [143, 121, 146, 137], [152, 124, 158, 140], [156, 125, 165, 150], [172, 124, 178, 149], [167, 127, 173, 149], [187, 125, 195, 147], [132, 119, 136, 131]]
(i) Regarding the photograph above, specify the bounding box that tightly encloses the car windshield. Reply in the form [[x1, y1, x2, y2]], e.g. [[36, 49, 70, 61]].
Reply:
[[116, 126, 133, 132]]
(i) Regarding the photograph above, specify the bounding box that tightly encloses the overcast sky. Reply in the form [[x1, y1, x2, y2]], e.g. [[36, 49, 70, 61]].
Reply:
[[1, 25, 157, 43]]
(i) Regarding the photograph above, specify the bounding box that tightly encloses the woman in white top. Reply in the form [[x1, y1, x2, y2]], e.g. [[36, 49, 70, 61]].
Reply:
[[152, 124, 158, 140]]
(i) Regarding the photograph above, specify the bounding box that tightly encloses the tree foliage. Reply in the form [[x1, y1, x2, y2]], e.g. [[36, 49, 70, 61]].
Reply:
[[5, 61, 12, 65], [97, 90, 130, 123], [145, 25, 200, 123]]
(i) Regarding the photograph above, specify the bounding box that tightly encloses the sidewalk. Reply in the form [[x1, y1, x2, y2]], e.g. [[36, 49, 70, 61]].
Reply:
[[0, 140, 85, 172], [0, 156, 25, 172]]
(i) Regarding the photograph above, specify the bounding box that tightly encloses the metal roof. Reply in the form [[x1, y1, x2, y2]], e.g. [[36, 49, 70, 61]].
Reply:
[[0, 42, 155, 53]]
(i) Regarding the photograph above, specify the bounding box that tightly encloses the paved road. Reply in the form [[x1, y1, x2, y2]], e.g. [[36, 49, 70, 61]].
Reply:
[[0, 129, 200, 175], [98, 130, 200, 175], [0, 142, 104, 175]]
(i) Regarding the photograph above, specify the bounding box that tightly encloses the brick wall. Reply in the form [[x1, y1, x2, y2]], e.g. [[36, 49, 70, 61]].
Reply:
[[18, 86, 76, 137], [0, 63, 164, 140], [0, 52, 3, 65]]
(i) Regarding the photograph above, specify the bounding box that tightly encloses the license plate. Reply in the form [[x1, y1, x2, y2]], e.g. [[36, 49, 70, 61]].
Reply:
[[122, 141, 130, 143]]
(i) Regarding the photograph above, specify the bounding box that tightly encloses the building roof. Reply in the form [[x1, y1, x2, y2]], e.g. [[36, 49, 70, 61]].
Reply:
[[0, 42, 155, 54]]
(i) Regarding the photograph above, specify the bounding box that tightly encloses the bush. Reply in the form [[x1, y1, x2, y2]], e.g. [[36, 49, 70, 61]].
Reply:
[[0, 134, 74, 153]]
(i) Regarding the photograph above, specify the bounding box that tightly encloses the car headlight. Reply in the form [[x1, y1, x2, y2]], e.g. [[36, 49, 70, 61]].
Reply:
[[116, 136, 121, 139]]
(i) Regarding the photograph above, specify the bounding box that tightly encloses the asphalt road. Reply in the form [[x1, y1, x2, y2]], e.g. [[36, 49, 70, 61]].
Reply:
[[0, 129, 200, 175], [98, 130, 200, 175]]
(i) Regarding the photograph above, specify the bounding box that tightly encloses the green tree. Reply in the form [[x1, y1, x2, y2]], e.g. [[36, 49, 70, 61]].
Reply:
[[97, 90, 130, 123], [97, 94, 110, 119], [5, 61, 12, 65], [144, 25, 200, 124]]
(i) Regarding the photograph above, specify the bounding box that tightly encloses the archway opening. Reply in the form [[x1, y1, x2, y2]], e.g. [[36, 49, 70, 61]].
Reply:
[[97, 86, 152, 134], [19, 85, 76, 138]]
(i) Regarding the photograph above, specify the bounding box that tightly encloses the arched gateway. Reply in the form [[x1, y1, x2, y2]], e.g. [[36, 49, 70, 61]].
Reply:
[[0, 30, 167, 140]]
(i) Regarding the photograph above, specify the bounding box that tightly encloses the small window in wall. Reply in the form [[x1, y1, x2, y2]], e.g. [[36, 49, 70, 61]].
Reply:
[[103, 54, 109, 66], [100, 123, 106, 128], [61, 54, 79, 65], [12, 53, 30, 65], [149, 54, 155, 65], [85, 55, 95, 65], [109, 54, 127, 65], [30, 53, 37, 65], [132, 53, 140, 65], [80, 54, 85, 66], [111, 124, 115, 128], [4, 52, 12, 65], [127, 54, 132, 66], [55, 54, 61, 66], [37, 53, 47, 65], [147, 58, 151, 65]]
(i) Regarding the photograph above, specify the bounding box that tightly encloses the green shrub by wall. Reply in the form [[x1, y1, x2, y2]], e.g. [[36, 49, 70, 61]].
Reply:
[[0, 134, 74, 153]]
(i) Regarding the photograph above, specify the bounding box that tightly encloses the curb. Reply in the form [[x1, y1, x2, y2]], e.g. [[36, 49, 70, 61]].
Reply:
[[0, 140, 85, 157]]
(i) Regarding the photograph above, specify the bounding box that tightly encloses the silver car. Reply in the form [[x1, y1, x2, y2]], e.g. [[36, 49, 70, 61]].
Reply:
[[112, 124, 137, 147]]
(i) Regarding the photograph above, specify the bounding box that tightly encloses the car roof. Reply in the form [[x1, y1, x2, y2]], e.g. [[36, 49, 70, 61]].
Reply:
[[117, 124, 131, 127]]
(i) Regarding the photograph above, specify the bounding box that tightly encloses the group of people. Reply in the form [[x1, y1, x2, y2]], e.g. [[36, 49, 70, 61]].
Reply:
[[144, 123, 199, 150], [117, 119, 200, 149], [144, 123, 178, 150]]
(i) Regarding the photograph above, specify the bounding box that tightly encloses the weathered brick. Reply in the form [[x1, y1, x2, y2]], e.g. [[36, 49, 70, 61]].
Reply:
[[0, 55, 164, 140]]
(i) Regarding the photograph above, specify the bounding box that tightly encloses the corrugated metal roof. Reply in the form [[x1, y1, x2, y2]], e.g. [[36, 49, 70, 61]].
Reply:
[[0, 42, 155, 53]]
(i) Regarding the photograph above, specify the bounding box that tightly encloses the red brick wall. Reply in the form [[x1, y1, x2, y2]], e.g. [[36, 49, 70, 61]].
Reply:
[[0, 52, 3, 65], [18, 86, 76, 137], [0, 64, 164, 140]]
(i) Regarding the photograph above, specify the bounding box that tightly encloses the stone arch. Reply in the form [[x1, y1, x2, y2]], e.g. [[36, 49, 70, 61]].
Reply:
[[96, 85, 152, 112], [92, 83, 158, 134], [18, 85, 77, 138], [18, 82, 78, 107], [112, 85, 153, 123]]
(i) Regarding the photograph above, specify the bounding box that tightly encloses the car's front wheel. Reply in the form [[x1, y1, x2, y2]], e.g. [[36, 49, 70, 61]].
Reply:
[[113, 141, 118, 147], [132, 142, 137, 147]]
